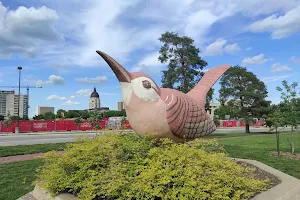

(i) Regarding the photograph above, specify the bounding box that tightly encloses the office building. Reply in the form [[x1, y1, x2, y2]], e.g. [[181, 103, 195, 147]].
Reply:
[[6, 94, 28, 118], [117, 101, 124, 111], [36, 106, 55, 116], [0, 90, 15, 118]]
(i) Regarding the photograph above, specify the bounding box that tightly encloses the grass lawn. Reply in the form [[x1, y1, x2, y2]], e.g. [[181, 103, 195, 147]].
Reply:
[[205, 132, 274, 138], [219, 132, 300, 179], [0, 159, 44, 200], [0, 143, 66, 157]]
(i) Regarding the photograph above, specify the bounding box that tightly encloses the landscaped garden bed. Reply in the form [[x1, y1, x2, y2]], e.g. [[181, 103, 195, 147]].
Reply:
[[34, 132, 277, 200]]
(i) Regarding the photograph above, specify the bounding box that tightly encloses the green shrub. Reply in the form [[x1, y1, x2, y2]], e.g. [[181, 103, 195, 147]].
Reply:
[[36, 132, 270, 200]]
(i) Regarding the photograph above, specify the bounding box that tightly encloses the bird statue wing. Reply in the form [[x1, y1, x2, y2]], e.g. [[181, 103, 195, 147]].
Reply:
[[162, 89, 216, 139], [187, 65, 231, 105]]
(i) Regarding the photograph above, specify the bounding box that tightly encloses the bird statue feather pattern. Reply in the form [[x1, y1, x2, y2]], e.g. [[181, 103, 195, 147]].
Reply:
[[96, 50, 230, 142]]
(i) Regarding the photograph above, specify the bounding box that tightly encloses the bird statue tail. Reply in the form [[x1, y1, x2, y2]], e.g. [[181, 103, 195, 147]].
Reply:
[[187, 65, 231, 105]]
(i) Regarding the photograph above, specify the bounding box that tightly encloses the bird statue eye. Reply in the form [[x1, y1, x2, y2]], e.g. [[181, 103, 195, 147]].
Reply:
[[142, 80, 151, 89]]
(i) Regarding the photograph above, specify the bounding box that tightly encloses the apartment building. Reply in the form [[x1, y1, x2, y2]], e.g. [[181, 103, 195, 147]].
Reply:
[[6, 94, 28, 118], [117, 101, 124, 111], [0, 90, 15, 118]]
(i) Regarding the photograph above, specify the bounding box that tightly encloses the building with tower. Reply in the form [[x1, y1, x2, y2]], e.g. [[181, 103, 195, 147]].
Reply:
[[89, 87, 101, 109]]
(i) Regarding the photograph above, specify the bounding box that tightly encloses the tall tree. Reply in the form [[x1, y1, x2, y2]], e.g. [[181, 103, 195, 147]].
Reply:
[[219, 66, 268, 133], [276, 80, 300, 154], [158, 32, 211, 101]]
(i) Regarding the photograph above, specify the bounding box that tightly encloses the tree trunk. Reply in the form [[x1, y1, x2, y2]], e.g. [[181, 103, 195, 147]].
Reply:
[[291, 126, 295, 154], [245, 123, 250, 133], [276, 127, 280, 156]]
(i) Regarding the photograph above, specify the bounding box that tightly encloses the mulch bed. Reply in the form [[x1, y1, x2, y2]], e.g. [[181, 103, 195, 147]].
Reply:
[[269, 151, 300, 160], [234, 160, 281, 199]]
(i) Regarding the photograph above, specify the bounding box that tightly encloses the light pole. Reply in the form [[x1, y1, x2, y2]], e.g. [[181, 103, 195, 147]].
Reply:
[[15, 66, 22, 134]]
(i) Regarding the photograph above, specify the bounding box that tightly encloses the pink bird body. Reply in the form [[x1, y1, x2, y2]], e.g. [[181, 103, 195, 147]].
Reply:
[[96, 51, 230, 142]]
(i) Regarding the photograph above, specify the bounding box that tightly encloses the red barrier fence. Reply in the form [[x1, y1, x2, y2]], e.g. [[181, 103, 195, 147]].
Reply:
[[0, 119, 265, 133], [0, 118, 132, 133], [222, 120, 237, 127]]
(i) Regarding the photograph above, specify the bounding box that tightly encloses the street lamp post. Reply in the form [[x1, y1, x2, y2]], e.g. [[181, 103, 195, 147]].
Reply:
[[15, 66, 22, 134]]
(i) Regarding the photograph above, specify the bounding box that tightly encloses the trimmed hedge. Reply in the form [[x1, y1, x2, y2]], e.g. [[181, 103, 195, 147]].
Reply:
[[36, 132, 270, 200]]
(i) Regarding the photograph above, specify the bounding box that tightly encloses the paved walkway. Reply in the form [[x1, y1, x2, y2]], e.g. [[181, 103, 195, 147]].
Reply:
[[0, 134, 275, 164]]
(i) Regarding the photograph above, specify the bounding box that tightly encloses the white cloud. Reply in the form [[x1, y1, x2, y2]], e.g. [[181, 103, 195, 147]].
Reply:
[[271, 63, 292, 72], [1, 0, 300, 70], [223, 43, 241, 54], [289, 56, 300, 64], [0, 2, 63, 58], [25, 75, 65, 86], [203, 39, 227, 56], [241, 53, 268, 66], [2, 0, 240, 68], [24, 75, 64, 86], [47, 95, 67, 100], [75, 76, 108, 84], [131, 51, 164, 74], [76, 89, 92, 96], [245, 47, 252, 51], [61, 100, 80, 105], [203, 39, 240, 56], [70, 95, 76, 99], [262, 75, 291, 83], [249, 6, 300, 39]]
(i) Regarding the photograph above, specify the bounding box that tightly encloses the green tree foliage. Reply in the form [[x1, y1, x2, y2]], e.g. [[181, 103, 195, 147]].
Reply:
[[266, 106, 285, 156], [79, 110, 90, 119], [214, 100, 240, 119], [219, 66, 268, 133], [65, 110, 80, 119], [276, 80, 300, 154], [103, 110, 126, 118], [88, 111, 103, 135], [37, 133, 270, 200], [74, 117, 83, 131], [0, 115, 4, 121], [44, 112, 55, 120], [158, 32, 213, 103], [33, 114, 45, 120], [22, 115, 29, 120], [56, 109, 66, 118]]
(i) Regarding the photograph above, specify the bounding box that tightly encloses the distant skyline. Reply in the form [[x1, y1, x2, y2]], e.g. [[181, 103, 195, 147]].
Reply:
[[0, 0, 300, 117]]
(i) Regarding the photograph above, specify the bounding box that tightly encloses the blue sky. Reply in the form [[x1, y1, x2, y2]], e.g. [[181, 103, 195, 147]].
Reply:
[[0, 0, 299, 117]]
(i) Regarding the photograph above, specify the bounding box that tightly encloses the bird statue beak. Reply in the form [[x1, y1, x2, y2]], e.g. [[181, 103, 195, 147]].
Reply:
[[96, 50, 131, 83]]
